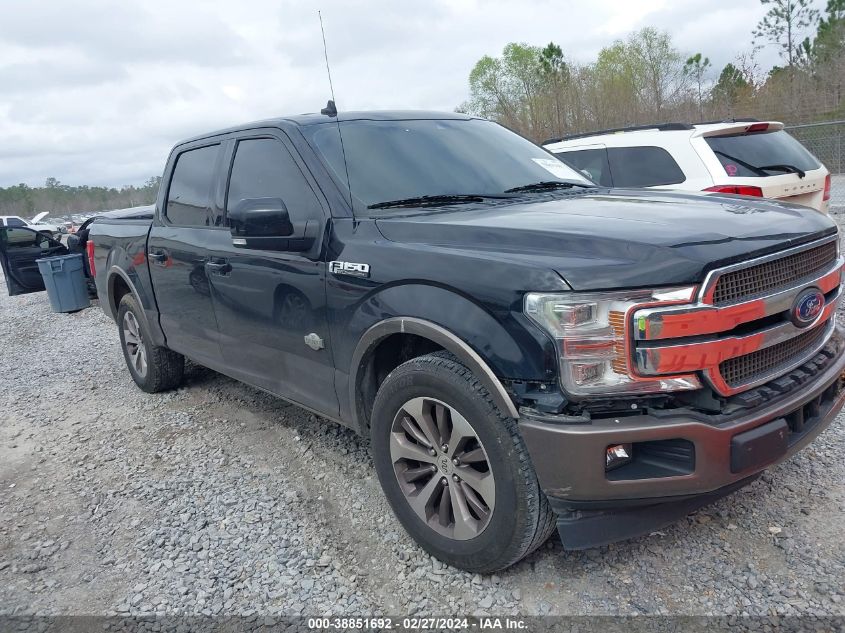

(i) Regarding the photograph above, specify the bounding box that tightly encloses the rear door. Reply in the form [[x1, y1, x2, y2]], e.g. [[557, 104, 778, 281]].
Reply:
[[147, 143, 230, 367], [0, 227, 68, 295], [206, 133, 338, 415]]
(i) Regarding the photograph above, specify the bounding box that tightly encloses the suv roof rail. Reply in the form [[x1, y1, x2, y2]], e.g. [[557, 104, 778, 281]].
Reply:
[[544, 122, 694, 145], [543, 118, 764, 145]]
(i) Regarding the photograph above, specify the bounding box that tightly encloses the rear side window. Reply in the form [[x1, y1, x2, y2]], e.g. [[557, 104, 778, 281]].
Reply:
[[166, 145, 220, 226], [606, 146, 686, 187], [6, 217, 26, 227], [226, 138, 322, 224], [554, 149, 612, 187], [705, 130, 821, 178]]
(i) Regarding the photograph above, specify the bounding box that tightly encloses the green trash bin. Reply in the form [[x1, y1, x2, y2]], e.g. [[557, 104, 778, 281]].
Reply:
[[35, 253, 91, 313]]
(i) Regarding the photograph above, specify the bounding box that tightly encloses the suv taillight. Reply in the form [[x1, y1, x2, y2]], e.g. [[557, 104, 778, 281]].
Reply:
[[86, 240, 96, 277], [823, 174, 832, 202], [703, 185, 764, 197]]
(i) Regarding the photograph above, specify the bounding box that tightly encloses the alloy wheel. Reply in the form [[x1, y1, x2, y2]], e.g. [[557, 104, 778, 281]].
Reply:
[[122, 311, 148, 377], [389, 397, 495, 540]]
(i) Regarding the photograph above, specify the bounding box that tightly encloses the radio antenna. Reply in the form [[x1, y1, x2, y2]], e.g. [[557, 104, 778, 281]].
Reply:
[[318, 11, 353, 213]]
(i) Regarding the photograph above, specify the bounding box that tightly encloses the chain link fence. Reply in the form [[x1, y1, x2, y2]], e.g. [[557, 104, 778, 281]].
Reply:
[[785, 120, 845, 213]]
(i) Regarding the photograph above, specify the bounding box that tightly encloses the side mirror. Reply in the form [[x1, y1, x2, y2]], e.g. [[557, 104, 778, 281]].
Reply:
[[228, 198, 293, 237]]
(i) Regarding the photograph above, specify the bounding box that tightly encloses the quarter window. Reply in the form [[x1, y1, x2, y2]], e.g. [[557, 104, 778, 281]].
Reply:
[[166, 145, 220, 226], [226, 138, 322, 224]]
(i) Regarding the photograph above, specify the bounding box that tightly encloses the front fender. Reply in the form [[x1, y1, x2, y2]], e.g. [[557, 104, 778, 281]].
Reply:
[[339, 283, 557, 429]]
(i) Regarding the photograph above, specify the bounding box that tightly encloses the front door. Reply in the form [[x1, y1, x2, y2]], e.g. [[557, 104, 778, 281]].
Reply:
[[0, 227, 68, 296], [147, 142, 227, 367], [207, 135, 338, 416]]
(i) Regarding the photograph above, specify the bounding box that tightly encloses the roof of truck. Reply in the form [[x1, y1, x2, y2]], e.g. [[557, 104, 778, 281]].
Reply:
[[177, 110, 477, 146]]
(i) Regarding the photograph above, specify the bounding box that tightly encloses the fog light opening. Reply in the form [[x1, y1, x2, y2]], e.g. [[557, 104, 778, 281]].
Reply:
[[606, 443, 633, 471]]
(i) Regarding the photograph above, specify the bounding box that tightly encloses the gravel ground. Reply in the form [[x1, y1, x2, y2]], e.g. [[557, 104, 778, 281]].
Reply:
[[0, 239, 844, 619]]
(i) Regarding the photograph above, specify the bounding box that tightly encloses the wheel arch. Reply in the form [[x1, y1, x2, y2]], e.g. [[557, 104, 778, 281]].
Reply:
[[106, 266, 166, 347], [350, 317, 519, 434]]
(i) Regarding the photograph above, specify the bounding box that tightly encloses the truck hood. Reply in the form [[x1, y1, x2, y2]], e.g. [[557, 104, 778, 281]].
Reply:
[[374, 189, 837, 290], [30, 211, 49, 224]]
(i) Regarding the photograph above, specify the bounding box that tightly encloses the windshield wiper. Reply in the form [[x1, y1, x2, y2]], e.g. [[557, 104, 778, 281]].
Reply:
[[712, 151, 806, 179], [712, 150, 770, 177], [367, 194, 512, 210], [755, 163, 806, 178], [504, 180, 592, 193]]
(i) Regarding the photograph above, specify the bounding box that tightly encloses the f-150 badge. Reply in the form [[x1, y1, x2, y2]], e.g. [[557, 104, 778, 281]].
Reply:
[[329, 261, 370, 278]]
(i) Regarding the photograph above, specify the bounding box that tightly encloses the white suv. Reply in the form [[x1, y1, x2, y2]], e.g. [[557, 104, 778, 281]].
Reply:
[[544, 120, 831, 213]]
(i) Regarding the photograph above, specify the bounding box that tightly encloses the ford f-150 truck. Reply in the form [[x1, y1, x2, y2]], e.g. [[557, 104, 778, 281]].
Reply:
[[3, 110, 843, 573]]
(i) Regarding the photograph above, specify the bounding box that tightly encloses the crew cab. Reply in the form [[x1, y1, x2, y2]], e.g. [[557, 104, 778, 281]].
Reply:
[[3, 110, 843, 573], [544, 120, 832, 213]]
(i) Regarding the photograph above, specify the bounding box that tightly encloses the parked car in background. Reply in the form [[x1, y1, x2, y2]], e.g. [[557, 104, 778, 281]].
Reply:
[[0, 213, 64, 238], [544, 120, 832, 213], [0, 206, 152, 296]]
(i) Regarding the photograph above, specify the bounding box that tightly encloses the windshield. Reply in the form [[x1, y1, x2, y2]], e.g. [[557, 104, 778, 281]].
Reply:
[[705, 130, 821, 178], [302, 118, 593, 213]]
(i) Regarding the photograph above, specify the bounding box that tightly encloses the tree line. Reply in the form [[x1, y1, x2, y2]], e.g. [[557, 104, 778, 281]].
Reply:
[[461, 0, 845, 142], [0, 177, 161, 219]]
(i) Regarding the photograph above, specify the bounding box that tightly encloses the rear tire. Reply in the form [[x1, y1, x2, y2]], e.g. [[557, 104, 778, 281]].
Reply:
[[117, 294, 184, 393], [370, 352, 556, 573]]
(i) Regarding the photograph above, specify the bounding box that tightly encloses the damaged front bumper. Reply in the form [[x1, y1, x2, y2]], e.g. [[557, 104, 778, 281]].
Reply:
[[518, 325, 845, 550]]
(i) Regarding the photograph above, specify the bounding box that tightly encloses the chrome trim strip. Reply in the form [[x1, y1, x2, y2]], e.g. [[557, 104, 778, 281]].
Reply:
[[635, 286, 841, 377], [703, 318, 835, 395], [699, 234, 839, 305], [634, 255, 844, 340]]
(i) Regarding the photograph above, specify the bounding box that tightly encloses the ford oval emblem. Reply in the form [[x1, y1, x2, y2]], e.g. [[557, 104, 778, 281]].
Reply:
[[792, 288, 824, 328]]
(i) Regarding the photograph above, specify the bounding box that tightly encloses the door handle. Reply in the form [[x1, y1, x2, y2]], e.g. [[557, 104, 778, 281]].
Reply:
[[205, 259, 232, 275], [148, 250, 167, 264]]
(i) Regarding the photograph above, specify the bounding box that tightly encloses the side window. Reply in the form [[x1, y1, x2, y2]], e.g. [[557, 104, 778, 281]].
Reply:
[[166, 145, 220, 226], [226, 138, 322, 225], [606, 146, 686, 187], [555, 149, 612, 186], [6, 217, 27, 227], [0, 227, 48, 248]]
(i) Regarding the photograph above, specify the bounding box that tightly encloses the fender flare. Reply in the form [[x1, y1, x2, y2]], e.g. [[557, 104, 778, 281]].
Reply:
[[105, 266, 163, 343], [349, 316, 519, 431]]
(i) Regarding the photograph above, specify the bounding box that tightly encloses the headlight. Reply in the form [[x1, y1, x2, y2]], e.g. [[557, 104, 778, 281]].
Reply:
[[524, 288, 702, 397]]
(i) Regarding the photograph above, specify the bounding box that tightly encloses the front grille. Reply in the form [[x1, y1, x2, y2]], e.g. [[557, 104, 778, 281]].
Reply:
[[712, 241, 837, 306], [719, 324, 829, 388]]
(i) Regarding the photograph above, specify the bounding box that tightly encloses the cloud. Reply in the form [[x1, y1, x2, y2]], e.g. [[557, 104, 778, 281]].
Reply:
[[0, 0, 778, 187]]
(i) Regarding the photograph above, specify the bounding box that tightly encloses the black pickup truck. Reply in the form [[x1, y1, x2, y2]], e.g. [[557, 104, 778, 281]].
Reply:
[[4, 111, 843, 573]]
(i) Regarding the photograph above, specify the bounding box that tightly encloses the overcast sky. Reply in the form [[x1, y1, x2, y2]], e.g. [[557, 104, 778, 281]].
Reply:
[[0, 0, 810, 188]]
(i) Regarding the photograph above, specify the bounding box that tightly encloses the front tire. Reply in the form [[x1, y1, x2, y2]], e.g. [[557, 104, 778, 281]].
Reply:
[[370, 352, 555, 573], [117, 294, 184, 393]]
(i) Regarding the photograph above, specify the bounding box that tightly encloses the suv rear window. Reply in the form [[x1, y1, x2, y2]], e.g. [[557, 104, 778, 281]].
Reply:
[[705, 130, 821, 178]]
